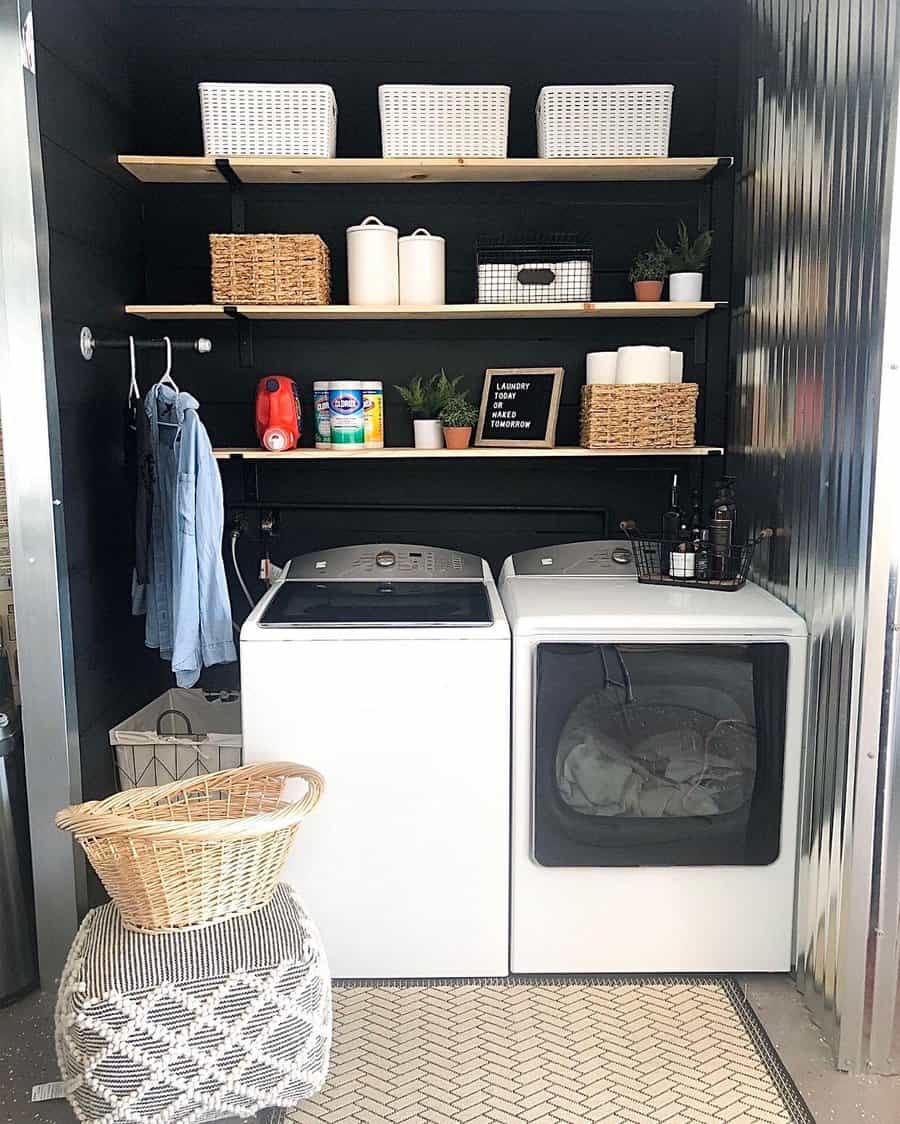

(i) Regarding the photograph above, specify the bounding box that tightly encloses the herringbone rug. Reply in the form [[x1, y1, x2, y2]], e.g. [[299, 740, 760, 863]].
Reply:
[[277, 977, 813, 1124]]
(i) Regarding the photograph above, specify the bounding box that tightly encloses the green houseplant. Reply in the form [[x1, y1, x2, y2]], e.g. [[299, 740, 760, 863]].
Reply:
[[394, 370, 464, 448], [439, 394, 480, 450], [628, 249, 668, 302], [655, 221, 713, 301]]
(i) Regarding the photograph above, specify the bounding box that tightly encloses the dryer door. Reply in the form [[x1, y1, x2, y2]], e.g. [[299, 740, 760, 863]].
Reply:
[[533, 642, 788, 866]]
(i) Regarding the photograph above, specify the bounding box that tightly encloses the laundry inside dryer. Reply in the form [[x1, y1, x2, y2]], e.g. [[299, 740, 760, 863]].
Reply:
[[533, 642, 788, 868]]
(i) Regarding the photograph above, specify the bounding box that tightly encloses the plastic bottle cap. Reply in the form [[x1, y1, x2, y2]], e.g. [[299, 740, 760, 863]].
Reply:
[[264, 429, 288, 451]]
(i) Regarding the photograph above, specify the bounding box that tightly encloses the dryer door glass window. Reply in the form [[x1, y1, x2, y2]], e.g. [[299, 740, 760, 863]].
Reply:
[[533, 643, 789, 867]]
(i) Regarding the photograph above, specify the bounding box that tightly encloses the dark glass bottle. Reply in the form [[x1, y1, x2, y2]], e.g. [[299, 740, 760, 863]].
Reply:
[[661, 473, 682, 541], [660, 473, 682, 576], [689, 489, 703, 546], [695, 529, 712, 581], [710, 476, 737, 579]]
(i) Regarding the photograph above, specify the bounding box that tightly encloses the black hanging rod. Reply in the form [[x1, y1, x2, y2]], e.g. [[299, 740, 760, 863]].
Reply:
[[80, 326, 212, 361]]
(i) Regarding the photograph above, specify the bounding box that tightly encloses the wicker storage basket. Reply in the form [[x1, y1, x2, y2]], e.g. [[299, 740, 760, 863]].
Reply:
[[199, 82, 337, 157], [580, 382, 698, 448], [379, 84, 510, 157], [210, 234, 331, 305], [56, 763, 324, 933], [537, 84, 673, 158]]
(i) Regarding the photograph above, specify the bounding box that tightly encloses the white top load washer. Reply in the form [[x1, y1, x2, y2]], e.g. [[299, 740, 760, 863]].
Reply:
[[241, 544, 510, 979], [499, 540, 807, 974]]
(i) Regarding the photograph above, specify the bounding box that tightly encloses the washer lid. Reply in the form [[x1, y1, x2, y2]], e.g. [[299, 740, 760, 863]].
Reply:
[[284, 544, 484, 581], [258, 579, 494, 628]]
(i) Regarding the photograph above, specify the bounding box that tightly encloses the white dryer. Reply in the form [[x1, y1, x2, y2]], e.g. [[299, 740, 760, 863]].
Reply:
[[499, 540, 807, 974], [241, 544, 510, 979]]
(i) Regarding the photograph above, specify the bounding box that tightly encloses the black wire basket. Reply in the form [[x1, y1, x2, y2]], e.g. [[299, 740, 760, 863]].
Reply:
[[620, 521, 772, 592]]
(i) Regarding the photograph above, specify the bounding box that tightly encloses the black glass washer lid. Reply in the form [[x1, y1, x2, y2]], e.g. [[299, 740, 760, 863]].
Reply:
[[258, 580, 494, 627]]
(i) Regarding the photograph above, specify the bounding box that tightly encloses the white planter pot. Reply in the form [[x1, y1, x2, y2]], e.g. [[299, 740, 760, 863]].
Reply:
[[413, 419, 444, 449], [668, 272, 703, 302]]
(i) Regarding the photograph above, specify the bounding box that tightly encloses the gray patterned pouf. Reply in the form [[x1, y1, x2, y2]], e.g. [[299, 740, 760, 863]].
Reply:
[[55, 884, 331, 1124]]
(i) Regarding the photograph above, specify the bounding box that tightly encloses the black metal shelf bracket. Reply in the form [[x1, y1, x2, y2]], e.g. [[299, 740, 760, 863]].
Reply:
[[224, 305, 254, 368], [215, 158, 246, 233]]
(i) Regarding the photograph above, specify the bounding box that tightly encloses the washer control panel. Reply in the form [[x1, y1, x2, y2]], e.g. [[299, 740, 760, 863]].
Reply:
[[511, 540, 637, 577], [285, 544, 484, 581]]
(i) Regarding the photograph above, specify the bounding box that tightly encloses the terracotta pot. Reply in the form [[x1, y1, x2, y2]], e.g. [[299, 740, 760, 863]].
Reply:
[[633, 280, 664, 302], [442, 426, 473, 450]]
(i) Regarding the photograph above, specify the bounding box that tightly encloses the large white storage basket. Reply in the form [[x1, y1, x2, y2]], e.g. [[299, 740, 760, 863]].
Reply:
[[109, 688, 242, 790], [537, 84, 673, 158], [199, 82, 337, 157], [379, 84, 510, 158]]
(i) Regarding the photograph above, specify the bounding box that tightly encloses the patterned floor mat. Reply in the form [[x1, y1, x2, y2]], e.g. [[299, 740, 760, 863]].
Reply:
[[276, 976, 814, 1124]]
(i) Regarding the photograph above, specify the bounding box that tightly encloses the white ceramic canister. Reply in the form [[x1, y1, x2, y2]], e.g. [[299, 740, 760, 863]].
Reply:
[[586, 352, 618, 385], [399, 228, 446, 305], [313, 380, 331, 448], [347, 216, 399, 305], [616, 345, 671, 384], [328, 381, 365, 446], [361, 381, 384, 448]]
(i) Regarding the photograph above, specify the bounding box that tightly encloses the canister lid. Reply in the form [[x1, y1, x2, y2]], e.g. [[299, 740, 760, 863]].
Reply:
[[328, 380, 362, 388], [399, 227, 444, 244], [346, 215, 398, 235], [360, 381, 383, 389]]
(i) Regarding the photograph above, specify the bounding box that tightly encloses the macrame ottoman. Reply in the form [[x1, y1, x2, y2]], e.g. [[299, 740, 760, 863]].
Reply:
[[55, 884, 331, 1124]]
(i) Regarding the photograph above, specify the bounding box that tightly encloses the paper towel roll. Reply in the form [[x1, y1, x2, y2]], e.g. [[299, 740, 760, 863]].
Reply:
[[586, 352, 618, 385], [669, 350, 684, 383], [616, 345, 671, 384]]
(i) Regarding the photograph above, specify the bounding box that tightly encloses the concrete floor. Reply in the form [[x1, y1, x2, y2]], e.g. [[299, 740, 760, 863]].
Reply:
[[1, 976, 897, 1123]]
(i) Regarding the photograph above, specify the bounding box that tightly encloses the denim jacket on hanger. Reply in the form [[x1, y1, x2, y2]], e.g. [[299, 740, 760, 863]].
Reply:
[[132, 383, 236, 687]]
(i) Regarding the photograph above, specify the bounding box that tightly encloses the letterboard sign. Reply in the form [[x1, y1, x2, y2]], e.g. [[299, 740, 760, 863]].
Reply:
[[475, 367, 564, 448]]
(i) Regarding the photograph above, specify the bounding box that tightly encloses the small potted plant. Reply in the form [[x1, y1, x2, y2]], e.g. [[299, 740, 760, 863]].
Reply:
[[628, 250, 668, 301], [395, 369, 463, 449], [439, 394, 479, 450], [656, 221, 713, 302]]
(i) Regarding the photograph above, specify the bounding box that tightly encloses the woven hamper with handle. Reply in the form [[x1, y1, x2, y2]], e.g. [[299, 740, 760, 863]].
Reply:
[[56, 763, 324, 933], [580, 382, 698, 448], [210, 234, 330, 304]]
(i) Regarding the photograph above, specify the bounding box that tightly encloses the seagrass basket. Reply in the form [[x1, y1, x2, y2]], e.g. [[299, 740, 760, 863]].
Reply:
[[210, 234, 331, 304], [580, 382, 698, 448], [56, 762, 324, 932]]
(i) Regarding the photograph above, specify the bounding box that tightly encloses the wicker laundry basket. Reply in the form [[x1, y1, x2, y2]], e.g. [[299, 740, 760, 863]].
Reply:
[[56, 762, 324, 933], [210, 234, 331, 305], [580, 382, 698, 448]]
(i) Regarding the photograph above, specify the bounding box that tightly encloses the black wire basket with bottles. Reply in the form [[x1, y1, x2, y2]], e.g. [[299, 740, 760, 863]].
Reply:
[[619, 520, 772, 592]]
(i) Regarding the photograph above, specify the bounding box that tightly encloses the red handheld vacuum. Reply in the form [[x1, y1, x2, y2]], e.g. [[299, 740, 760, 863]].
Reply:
[[255, 376, 302, 451]]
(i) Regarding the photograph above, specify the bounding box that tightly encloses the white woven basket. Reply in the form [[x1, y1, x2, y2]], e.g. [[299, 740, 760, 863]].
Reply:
[[199, 82, 337, 157], [379, 84, 510, 158], [537, 84, 673, 158]]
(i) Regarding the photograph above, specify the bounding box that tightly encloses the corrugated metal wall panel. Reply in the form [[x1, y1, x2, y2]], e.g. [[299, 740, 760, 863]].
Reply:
[[733, 0, 900, 1072]]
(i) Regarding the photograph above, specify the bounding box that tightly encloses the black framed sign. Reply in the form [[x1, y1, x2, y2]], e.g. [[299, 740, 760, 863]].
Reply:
[[475, 367, 564, 447]]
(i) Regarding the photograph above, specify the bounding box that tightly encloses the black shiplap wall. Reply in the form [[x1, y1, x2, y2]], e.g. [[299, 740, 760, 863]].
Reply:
[[126, 0, 736, 669], [34, 0, 167, 802]]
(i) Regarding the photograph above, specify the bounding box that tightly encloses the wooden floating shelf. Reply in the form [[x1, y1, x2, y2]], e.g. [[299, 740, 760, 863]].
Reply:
[[127, 302, 723, 321], [119, 155, 730, 185], [214, 446, 724, 461]]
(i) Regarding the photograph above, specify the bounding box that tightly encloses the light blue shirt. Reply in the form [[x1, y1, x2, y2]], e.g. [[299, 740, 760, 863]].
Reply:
[[133, 384, 236, 686]]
